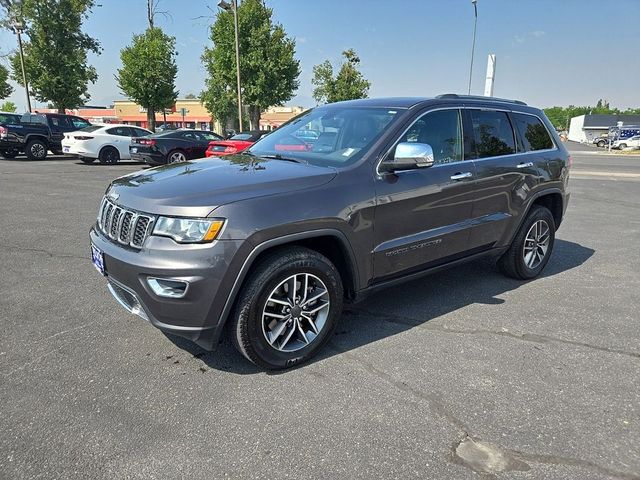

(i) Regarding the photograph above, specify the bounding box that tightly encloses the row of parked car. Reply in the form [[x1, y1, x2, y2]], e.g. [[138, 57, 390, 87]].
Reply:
[[0, 110, 295, 165]]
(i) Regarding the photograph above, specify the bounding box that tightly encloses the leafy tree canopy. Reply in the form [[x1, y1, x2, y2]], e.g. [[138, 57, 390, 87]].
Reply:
[[0, 100, 17, 112], [201, 0, 300, 129], [5, 0, 100, 112], [544, 99, 640, 130], [312, 49, 370, 104], [116, 27, 178, 131], [0, 64, 13, 99]]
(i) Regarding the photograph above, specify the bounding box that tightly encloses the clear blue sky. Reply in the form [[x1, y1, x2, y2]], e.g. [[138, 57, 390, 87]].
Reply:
[[1, 0, 639, 111]]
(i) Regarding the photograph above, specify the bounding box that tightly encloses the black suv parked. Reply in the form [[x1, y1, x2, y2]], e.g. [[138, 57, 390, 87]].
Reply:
[[90, 95, 570, 369], [0, 112, 90, 159]]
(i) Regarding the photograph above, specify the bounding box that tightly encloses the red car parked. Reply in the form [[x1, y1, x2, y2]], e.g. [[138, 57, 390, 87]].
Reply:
[[205, 130, 270, 157]]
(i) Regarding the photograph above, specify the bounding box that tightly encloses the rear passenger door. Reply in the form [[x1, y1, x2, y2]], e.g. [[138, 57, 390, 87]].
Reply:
[[465, 108, 552, 250], [106, 126, 135, 159]]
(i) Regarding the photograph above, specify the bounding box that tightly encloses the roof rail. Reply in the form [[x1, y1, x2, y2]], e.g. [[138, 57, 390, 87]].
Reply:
[[436, 93, 527, 106]]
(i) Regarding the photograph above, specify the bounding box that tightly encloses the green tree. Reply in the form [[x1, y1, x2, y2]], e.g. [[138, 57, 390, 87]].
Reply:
[[201, 0, 300, 130], [6, 0, 100, 112], [312, 49, 370, 104], [0, 64, 13, 99], [0, 100, 17, 112], [116, 27, 178, 132], [184, 93, 197, 99]]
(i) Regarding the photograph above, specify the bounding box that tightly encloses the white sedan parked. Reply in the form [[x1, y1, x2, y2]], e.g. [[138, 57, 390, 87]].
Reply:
[[61, 124, 152, 164]]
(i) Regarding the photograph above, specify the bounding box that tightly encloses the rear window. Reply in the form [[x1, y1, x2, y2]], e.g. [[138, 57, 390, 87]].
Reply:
[[80, 125, 103, 133], [469, 110, 516, 158], [511, 113, 554, 151], [230, 133, 253, 141]]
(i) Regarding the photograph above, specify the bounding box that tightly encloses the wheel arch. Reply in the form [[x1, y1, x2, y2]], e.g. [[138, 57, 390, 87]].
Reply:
[[504, 189, 564, 248], [25, 134, 49, 146], [218, 229, 359, 331], [99, 144, 119, 156]]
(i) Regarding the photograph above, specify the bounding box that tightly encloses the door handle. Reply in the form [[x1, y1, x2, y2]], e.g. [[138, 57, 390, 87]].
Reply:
[[450, 172, 473, 180], [517, 162, 534, 168]]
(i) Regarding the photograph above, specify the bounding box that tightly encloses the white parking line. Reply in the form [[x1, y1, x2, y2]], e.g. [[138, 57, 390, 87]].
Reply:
[[571, 171, 640, 178]]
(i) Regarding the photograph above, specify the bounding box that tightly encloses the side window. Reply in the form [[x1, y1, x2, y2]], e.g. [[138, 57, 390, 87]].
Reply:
[[396, 109, 463, 164], [181, 132, 197, 140], [469, 110, 516, 158], [511, 113, 554, 151]]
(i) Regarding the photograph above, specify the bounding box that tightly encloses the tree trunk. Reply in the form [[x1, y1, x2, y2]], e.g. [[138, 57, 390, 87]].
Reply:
[[147, 108, 156, 132], [57, 105, 66, 114], [249, 105, 261, 131]]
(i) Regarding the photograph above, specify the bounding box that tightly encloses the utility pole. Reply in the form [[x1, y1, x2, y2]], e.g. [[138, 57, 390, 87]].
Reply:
[[218, 0, 243, 132], [468, 0, 478, 95], [12, 20, 32, 113]]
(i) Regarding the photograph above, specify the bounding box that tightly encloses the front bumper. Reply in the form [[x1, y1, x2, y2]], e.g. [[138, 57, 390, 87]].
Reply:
[[90, 226, 244, 350]]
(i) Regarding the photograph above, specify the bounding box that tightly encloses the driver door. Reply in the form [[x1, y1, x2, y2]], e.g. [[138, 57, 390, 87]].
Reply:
[[373, 108, 477, 280]]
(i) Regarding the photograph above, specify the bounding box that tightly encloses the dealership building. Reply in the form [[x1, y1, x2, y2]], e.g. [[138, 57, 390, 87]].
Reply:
[[568, 114, 640, 142], [36, 100, 305, 134]]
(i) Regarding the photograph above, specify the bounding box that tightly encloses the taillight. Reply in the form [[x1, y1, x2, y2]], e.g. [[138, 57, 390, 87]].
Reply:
[[0, 126, 7, 138], [138, 139, 156, 146], [224, 146, 237, 153], [74, 135, 94, 140]]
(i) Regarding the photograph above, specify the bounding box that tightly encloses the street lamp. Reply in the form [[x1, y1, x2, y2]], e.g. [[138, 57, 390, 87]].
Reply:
[[467, 0, 478, 95], [218, 0, 243, 132], [11, 19, 32, 113]]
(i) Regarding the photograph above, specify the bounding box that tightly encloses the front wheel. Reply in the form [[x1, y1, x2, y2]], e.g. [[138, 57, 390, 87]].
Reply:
[[230, 247, 344, 369], [498, 205, 555, 280], [618, 144, 627, 150], [596, 141, 605, 147], [0, 149, 18, 158]]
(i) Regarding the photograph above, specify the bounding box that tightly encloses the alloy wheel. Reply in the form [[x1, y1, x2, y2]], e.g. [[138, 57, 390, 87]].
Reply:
[[261, 273, 330, 352], [31, 143, 46, 158], [522, 220, 550, 269], [169, 151, 186, 163]]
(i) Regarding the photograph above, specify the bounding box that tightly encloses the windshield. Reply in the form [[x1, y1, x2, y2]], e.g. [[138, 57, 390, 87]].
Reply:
[[248, 106, 403, 167]]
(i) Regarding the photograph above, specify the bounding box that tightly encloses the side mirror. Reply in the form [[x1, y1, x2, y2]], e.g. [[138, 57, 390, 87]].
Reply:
[[380, 142, 435, 173]]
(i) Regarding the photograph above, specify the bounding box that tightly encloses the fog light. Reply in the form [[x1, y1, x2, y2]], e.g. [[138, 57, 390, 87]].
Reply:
[[147, 277, 189, 298]]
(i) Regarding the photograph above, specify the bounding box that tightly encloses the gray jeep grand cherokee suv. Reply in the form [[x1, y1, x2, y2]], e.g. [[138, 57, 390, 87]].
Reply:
[[90, 95, 570, 369]]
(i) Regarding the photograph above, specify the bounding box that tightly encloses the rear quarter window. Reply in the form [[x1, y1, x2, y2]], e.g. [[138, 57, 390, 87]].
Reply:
[[511, 113, 554, 151]]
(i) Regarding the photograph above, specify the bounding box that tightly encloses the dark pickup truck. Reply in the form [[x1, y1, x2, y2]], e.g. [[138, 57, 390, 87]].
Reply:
[[0, 112, 91, 159]]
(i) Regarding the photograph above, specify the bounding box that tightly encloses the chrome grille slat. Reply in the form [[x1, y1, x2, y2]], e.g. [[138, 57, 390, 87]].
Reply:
[[97, 197, 155, 249]]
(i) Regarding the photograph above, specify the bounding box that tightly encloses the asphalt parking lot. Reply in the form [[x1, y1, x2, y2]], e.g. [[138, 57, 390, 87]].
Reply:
[[1, 143, 639, 479]]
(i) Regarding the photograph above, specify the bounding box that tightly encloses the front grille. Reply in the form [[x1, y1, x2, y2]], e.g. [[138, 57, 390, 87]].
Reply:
[[97, 197, 155, 249]]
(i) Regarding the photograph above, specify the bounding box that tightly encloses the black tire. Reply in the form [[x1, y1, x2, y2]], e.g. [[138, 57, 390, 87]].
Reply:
[[618, 144, 627, 150], [98, 146, 120, 164], [0, 149, 18, 158], [498, 205, 556, 280], [167, 149, 187, 163], [230, 246, 344, 370], [596, 141, 605, 148], [80, 157, 96, 164], [25, 139, 48, 160]]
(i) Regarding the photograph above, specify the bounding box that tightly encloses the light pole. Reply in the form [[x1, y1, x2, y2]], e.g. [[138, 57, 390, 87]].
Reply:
[[12, 19, 32, 113], [218, 0, 243, 132], [467, 0, 478, 95]]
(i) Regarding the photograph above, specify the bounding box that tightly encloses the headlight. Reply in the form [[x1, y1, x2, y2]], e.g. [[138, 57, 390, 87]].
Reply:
[[153, 217, 225, 243]]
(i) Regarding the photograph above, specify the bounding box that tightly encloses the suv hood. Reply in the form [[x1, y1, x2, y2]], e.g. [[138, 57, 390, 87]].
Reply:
[[108, 155, 337, 217]]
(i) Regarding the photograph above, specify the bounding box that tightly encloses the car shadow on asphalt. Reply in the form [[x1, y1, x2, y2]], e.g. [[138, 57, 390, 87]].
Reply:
[[165, 239, 595, 375]]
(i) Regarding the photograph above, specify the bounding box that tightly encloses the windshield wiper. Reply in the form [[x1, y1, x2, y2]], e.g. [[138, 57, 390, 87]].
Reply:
[[257, 154, 307, 164]]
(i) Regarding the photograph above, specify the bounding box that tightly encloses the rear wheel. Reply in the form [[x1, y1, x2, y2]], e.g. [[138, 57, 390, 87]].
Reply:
[[498, 205, 555, 280], [230, 247, 344, 370], [99, 146, 120, 164], [168, 150, 187, 163], [25, 139, 47, 160]]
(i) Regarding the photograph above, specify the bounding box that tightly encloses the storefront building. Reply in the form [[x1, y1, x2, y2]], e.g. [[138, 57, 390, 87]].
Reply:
[[114, 99, 216, 131]]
